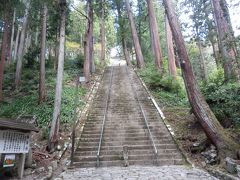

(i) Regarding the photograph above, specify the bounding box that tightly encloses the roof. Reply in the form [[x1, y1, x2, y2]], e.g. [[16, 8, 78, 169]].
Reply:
[[0, 118, 39, 132]]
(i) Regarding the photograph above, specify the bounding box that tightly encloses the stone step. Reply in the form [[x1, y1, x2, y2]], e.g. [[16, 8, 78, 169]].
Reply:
[[72, 158, 184, 168], [74, 149, 180, 156], [78, 139, 174, 147], [73, 153, 182, 162], [80, 132, 170, 138], [82, 125, 165, 132], [79, 136, 172, 142], [82, 128, 169, 135], [77, 144, 177, 152]]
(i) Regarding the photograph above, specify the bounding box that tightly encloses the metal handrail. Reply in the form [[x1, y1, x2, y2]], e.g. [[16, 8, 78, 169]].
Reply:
[[96, 66, 114, 167], [125, 66, 158, 156]]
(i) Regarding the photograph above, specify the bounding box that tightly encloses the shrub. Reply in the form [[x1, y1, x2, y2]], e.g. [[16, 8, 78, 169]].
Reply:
[[138, 63, 184, 95], [201, 68, 240, 127]]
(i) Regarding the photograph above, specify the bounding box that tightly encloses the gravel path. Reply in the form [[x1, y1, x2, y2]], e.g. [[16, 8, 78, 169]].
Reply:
[[55, 165, 218, 180]]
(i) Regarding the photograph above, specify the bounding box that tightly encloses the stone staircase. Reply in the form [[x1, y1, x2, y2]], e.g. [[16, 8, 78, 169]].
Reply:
[[72, 65, 185, 168]]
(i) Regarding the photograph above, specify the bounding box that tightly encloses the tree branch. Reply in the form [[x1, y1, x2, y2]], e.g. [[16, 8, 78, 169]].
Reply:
[[71, 5, 91, 21]]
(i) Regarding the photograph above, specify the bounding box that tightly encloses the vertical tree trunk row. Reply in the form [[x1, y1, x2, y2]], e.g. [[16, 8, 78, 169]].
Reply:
[[125, 0, 145, 68], [146, 0, 163, 70], [15, 0, 30, 88], [163, 0, 239, 157], [116, 1, 131, 66], [13, 26, 20, 62], [165, 15, 177, 79], [211, 0, 240, 81]]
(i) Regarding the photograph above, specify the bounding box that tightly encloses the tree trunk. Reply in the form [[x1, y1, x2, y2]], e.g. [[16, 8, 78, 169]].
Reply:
[[146, 0, 163, 70], [100, 0, 106, 63], [165, 15, 177, 79], [13, 26, 20, 62], [15, 0, 30, 88], [123, 39, 131, 66], [196, 39, 207, 81], [209, 38, 221, 68], [39, 4, 48, 104], [116, 1, 131, 66], [89, 3, 95, 74], [211, 0, 239, 81], [163, 0, 240, 158], [125, 0, 145, 68], [48, 0, 66, 152], [9, 8, 16, 64], [83, 0, 93, 82], [0, 12, 10, 102]]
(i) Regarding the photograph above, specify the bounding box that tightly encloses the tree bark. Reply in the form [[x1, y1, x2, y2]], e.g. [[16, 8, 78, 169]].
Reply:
[[0, 12, 10, 102], [100, 0, 106, 63], [39, 4, 48, 104], [165, 15, 177, 79], [13, 26, 20, 62], [125, 0, 145, 68], [83, 0, 93, 82], [163, 0, 240, 157], [146, 0, 163, 70], [89, 2, 95, 74], [211, 0, 239, 81], [15, 0, 30, 88], [196, 39, 207, 81], [9, 8, 16, 64], [48, 0, 66, 152], [123, 39, 131, 66]]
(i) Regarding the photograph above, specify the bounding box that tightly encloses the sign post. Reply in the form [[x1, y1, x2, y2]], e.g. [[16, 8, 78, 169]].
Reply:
[[0, 118, 38, 179]]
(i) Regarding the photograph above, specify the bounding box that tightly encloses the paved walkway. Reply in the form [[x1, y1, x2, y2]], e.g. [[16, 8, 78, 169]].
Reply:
[[55, 165, 218, 180]]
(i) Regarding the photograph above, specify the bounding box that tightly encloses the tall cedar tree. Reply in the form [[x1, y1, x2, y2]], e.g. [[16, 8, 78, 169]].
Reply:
[[125, 0, 145, 68], [48, 0, 66, 152], [165, 15, 177, 79], [146, 0, 163, 70], [163, 0, 240, 158], [211, 0, 240, 81], [0, 8, 11, 101], [39, 3, 48, 103], [15, 0, 30, 88]]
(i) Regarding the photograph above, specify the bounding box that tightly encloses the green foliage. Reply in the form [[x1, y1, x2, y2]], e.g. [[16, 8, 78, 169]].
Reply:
[[0, 58, 86, 127], [24, 45, 40, 68], [75, 53, 85, 68], [138, 63, 187, 106], [138, 63, 184, 94], [201, 68, 240, 126]]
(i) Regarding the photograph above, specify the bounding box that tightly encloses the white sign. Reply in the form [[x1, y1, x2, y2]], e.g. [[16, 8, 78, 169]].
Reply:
[[79, 76, 86, 83], [0, 130, 30, 153]]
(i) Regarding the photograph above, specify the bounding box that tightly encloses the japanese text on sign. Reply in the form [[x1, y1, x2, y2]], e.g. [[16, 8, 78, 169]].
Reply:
[[0, 130, 30, 153]]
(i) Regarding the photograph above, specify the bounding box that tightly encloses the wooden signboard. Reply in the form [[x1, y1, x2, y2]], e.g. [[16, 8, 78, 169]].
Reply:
[[0, 130, 30, 154]]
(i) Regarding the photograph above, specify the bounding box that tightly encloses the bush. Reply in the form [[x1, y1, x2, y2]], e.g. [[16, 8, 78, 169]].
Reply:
[[201, 68, 240, 127], [138, 63, 187, 106], [138, 63, 184, 95]]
